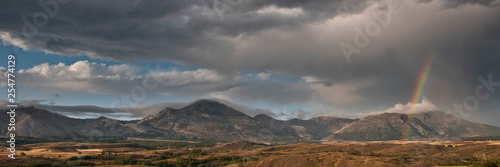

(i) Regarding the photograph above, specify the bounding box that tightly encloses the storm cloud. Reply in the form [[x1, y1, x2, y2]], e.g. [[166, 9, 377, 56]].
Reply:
[[0, 0, 499, 125]]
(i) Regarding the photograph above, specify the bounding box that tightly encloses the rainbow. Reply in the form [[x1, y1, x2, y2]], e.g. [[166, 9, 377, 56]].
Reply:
[[405, 53, 436, 140]]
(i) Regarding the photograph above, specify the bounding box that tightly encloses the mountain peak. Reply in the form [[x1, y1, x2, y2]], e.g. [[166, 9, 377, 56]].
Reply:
[[180, 99, 247, 116], [254, 114, 273, 119], [324, 110, 500, 141], [192, 99, 223, 105], [96, 116, 111, 120]]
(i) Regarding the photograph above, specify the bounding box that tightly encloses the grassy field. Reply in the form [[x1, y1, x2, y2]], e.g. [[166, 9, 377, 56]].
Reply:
[[0, 139, 499, 167]]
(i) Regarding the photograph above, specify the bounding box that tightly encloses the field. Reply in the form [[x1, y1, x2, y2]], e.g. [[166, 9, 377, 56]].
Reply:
[[0, 139, 499, 167]]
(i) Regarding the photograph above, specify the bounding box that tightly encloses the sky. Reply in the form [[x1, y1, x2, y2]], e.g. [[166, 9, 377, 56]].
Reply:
[[0, 0, 499, 126]]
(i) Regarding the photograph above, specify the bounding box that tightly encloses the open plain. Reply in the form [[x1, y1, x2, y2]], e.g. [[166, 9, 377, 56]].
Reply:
[[0, 139, 499, 167]]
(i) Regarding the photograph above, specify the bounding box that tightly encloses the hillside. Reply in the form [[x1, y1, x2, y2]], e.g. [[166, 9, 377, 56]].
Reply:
[[2, 100, 500, 142], [323, 111, 500, 141], [0, 107, 178, 140], [0, 100, 356, 142]]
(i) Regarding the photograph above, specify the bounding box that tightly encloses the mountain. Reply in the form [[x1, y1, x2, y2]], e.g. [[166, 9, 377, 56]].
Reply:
[[140, 100, 269, 141], [3, 100, 499, 142], [139, 100, 357, 141], [286, 116, 357, 140], [323, 111, 500, 141], [0, 100, 356, 142], [0, 107, 178, 140]]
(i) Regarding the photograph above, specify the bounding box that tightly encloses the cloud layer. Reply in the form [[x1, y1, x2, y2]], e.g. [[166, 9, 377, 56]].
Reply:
[[0, 0, 499, 124], [1, 60, 240, 95]]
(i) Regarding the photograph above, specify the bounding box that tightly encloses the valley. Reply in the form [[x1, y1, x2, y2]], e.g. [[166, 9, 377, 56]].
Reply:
[[1, 100, 500, 166]]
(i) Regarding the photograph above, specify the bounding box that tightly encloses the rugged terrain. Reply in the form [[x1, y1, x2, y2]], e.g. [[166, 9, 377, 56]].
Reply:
[[0, 100, 357, 142], [325, 111, 500, 141], [0, 139, 499, 167], [1, 100, 500, 142]]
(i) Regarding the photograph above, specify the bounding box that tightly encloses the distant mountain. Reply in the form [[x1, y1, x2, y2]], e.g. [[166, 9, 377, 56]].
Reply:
[[0, 100, 356, 142], [0, 107, 178, 140], [323, 111, 500, 141], [140, 100, 357, 141], [140, 100, 269, 141], [2, 100, 499, 142], [287, 116, 357, 140]]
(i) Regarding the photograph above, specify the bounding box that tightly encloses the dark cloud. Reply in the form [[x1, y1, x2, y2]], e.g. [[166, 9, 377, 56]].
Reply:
[[0, 0, 366, 61], [212, 80, 314, 105], [1, 0, 500, 125]]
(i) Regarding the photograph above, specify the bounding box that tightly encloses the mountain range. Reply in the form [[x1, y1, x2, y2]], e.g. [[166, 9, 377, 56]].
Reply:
[[1, 100, 499, 142]]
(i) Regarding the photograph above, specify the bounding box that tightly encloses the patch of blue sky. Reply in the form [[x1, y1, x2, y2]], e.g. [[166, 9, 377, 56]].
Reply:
[[0, 44, 203, 75], [0, 44, 119, 69]]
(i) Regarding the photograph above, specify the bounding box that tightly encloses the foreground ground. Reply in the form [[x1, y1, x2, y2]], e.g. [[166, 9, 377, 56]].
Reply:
[[0, 138, 499, 167]]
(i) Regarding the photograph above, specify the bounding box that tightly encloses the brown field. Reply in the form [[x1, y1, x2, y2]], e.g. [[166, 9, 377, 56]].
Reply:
[[0, 140, 499, 167], [126, 137, 200, 143]]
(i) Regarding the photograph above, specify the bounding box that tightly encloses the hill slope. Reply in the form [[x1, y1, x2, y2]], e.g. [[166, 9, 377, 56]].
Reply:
[[323, 111, 500, 141], [0, 107, 178, 140], [3, 101, 498, 142], [140, 100, 358, 141], [0, 100, 356, 142]]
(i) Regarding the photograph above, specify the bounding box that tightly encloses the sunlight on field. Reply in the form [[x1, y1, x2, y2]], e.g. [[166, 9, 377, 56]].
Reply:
[[0, 140, 498, 167], [75, 149, 103, 153]]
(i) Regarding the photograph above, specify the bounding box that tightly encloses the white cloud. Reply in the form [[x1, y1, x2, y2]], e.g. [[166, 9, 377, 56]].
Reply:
[[0, 32, 29, 50], [256, 72, 271, 80], [151, 69, 230, 86], [350, 98, 440, 118], [10, 61, 240, 95], [21, 61, 138, 80], [0, 66, 6, 87], [255, 6, 304, 16]]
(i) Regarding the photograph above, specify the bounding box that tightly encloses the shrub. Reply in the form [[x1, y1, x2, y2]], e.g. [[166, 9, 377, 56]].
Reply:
[[51, 162, 64, 167], [67, 156, 79, 161], [24, 162, 52, 167], [368, 151, 375, 156], [189, 149, 207, 157], [67, 162, 95, 166], [112, 157, 138, 165], [81, 155, 93, 160], [478, 159, 500, 167], [399, 155, 408, 164]]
